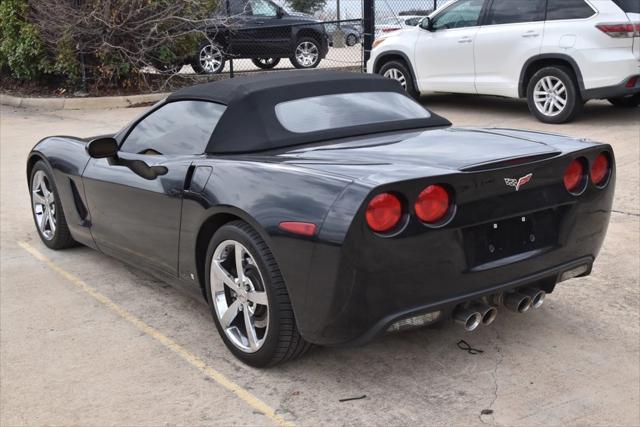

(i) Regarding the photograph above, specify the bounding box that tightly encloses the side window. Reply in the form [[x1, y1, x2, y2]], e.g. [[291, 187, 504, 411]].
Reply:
[[547, 0, 596, 20], [248, 0, 278, 17], [485, 0, 545, 25], [432, 0, 485, 31], [121, 101, 226, 155]]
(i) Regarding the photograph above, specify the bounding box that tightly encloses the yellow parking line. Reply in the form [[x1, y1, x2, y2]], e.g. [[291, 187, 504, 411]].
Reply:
[[18, 241, 293, 427]]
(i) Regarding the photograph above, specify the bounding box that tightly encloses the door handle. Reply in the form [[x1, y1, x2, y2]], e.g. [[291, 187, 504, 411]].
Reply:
[[255, 21, 265, 25], [522, 32, 540, 38], [458, 37, 473, 43]]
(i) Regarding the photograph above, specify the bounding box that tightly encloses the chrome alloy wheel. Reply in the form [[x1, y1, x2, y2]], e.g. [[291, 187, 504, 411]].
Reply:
[[31, 170, 56, 240], [199, 44, 223, 73], [533, 76, 568, 117], [295, 41, 319, 67], [383, 68, 407, 90], [211, 240, 269, 353]]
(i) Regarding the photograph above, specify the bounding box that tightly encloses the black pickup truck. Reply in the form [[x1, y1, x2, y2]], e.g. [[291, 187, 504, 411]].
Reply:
[[190, 0, 329, 74]]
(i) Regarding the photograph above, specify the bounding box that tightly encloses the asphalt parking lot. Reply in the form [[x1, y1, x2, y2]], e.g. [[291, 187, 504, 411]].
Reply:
[[1, 95, 638, 426]]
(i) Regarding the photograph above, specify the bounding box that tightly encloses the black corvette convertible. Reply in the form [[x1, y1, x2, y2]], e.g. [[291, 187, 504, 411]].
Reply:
[[27, 71, 614, 367]]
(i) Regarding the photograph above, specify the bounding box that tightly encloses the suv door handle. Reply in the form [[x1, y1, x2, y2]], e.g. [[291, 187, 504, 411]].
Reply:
[[458, 37, 473, 43], [522, 32, 540, 38], [255, 21, 265, 25]]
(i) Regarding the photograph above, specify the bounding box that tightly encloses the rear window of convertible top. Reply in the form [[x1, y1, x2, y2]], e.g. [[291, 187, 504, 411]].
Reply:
[[274, 92, 430, 134]]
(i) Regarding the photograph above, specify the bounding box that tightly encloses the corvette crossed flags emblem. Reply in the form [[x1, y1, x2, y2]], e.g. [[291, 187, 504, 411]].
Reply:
[[504, 173, 533, 191]]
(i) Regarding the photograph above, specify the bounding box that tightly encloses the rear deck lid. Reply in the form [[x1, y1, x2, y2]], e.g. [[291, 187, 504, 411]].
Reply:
[[282, 127, 562, 182]]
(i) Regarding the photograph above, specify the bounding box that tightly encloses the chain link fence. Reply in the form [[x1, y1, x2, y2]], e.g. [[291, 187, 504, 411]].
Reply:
[[161, 0, 452, 82]]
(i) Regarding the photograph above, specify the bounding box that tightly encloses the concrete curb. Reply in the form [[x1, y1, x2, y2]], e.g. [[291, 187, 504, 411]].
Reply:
[[1, 92, 169, 110]]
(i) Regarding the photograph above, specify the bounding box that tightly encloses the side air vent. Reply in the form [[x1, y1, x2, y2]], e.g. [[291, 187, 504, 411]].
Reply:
[[69, 178, 89, 222]]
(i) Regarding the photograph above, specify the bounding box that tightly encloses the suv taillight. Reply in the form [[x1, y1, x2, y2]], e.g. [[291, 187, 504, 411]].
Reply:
[[596, 22, 640, 38]]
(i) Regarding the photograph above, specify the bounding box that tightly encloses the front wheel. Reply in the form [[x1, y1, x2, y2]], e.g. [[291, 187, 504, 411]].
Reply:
[[251, 57, 281, 70], [29, 161, 76, 249], [378, 60, 419, 99], [526, 66, 583, 124], [608, 93, 640, 108], [191, 42, 225, 74], [289, 37, 321, 69], [205, 221, 311, 367]]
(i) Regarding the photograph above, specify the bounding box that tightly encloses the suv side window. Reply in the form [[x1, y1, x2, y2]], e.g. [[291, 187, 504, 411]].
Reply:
[[546, 0, 596, 20], [485, 0, 545, 25], [248, 0, 278, 17], [121, 101, 226, 155], [431, 0, 485, 30]]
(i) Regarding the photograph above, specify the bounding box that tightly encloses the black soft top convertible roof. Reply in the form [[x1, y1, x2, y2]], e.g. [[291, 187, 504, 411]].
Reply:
[[167, 71, 451, 154]]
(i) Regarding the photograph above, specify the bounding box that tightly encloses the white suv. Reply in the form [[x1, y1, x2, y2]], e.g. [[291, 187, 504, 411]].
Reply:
[[367, 0, 640, 123]]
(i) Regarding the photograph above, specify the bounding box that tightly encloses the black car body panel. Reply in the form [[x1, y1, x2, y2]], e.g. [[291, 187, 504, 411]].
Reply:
[[27, 71, 615, 347]]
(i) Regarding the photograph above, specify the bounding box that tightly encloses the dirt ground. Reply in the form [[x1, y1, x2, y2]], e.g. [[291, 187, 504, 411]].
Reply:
[[1, 94, 638, 426]]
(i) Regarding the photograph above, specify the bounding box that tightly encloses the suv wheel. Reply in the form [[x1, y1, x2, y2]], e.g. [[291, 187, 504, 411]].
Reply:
[[608, 93, 640, 108], [379, 60, 419, 99], [205, 221, 311, 367], [527, 66, 583, 124], [346, 33, 358, 46], [251, 58, 281, 70], [290, 37, 321, 69], [191, 42, 225, 74]]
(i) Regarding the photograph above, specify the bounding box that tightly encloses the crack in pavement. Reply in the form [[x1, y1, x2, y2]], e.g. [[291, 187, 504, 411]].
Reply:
[[480, 329, 504, 426], [611, 209, 640, 218]]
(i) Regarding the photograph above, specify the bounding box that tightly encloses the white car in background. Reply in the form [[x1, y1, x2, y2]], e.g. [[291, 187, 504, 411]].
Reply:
[[375, 15, 428, 38], [368, 0, 640, 123]]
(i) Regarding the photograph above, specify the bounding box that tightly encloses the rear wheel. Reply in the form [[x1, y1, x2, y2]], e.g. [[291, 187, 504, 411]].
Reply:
[[379, 60, 419, 99], [205, 221, 311, 367], [527, 66, 583, 124], [29, 161, 76, 249], [608, 93, 640, 108], [290, 37, 321, 69], [251, 57, 281, 70], [346, 33, 358, 46], [191, 42, 225, 74]]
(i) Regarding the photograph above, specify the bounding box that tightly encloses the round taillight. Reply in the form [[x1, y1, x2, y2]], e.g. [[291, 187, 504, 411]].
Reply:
[[366, 193, 402, 233], [591, 153, 610, 186], [563, 159, 585, 194], [415, 185, 450, 224]]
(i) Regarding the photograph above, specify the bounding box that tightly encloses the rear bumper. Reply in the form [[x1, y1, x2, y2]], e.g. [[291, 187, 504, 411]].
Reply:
[[296, 154, 615, 346], [583, 74, 640, 100]]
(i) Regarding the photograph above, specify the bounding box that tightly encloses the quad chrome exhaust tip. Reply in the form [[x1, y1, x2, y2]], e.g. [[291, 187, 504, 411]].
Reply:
[[471, 303, 498, 326], [503, 292, 533, 313], [520, 288, 546, 309], [453, 306, 482, 332]]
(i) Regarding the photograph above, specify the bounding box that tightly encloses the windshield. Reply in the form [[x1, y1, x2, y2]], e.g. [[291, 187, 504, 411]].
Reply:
[[275, 92, 430, 134], [613, 0, 640, 13]]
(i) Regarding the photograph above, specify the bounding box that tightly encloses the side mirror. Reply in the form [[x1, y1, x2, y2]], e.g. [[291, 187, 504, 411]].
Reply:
[[276, 7, 284, 18], [419, 17, 433, 31], [86, 137, 119, 159]]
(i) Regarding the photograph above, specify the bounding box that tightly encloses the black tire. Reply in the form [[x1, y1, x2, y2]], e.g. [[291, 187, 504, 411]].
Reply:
[[289, 37, 322, 69], [29, 160, 77, 250], [378, 60, 419, 99], [346, 33, 358, 46], [190, 42, 226, 75], [608, 93, 640, 108], [526, 66, 583, 124], [205, 220, 311, 367], [251, 57, 281, 70]]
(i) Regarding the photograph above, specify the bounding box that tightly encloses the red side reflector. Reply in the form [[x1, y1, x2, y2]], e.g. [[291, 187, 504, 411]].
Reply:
[[366, 193, 402, 233], [626, 76, 639, 88], [278, 221, 317, 237], [564, 159, 585, 193], [591, 153, 610, 186]]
